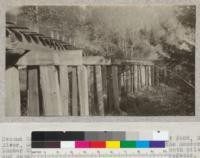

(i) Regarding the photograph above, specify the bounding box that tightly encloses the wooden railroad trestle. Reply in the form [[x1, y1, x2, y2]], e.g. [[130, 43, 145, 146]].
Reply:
[[6, 50, 166, 116]]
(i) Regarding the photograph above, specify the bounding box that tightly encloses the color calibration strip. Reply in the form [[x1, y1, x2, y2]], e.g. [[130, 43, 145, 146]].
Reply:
[[32, 140, 166, 148], [32, 131, 168, 149]]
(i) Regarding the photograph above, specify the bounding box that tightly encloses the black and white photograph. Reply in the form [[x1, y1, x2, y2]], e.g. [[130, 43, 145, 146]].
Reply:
[[5, 5, 195, 116]]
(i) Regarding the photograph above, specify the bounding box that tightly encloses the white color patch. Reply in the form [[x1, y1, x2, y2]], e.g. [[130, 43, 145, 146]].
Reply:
[[61, 141, 75, 148]]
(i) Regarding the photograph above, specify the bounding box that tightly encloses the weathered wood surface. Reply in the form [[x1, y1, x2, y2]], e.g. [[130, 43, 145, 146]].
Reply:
[[7, 35, 55, 52], [127, 66, 131, 92], [5, 67, 21, 116], [120, 72, 124, 89], [113, 59, 154, 65], [19, 67, 28, 116], [111, 66, 121, 112], [59, 66, 69, 116], [152, 66, 155, 86], [101, 66, 108, 112], [83, 56, 111, 65], [138, 65, 142, 89], [27, 67, 40, 116], [138, 65, 141, 90], [77, 66, 89, 116], [130, 66, 133, 92], [145, 66, 148, 86], [148, 66, 152, 87], [17, 52, 155, 66], [87, 66, 95, 115], [141, 65, 145, 87], [40, 66, 62, 116], [134, 64, 138, 92], [107, 67, 113, 113], [19, 67, 27, 91], [16, 50, 83, 65], [72, 67, 78, 116], [95, 66, 104, 115], [6, 48, 158, 116]]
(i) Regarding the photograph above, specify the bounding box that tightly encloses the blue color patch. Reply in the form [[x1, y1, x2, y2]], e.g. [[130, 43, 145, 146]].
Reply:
[[136, 141, 150, 148]]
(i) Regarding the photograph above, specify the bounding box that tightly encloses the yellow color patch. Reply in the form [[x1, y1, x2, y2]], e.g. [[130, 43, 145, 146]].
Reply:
[[106, 141, 120, 148]]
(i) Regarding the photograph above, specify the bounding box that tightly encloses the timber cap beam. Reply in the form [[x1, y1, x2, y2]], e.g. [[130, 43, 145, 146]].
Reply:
[[15, 51, 154, 66]]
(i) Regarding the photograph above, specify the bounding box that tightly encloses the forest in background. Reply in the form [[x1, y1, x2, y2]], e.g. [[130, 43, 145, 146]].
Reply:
[[7, 6, 195, 57], [7, 5, 195, 83], [6, 6, 195, 115]]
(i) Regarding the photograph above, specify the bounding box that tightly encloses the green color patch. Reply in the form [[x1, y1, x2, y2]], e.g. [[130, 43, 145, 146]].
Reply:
[[120, 141, 136, 148]]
